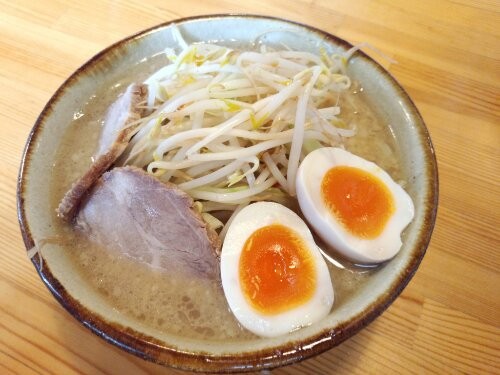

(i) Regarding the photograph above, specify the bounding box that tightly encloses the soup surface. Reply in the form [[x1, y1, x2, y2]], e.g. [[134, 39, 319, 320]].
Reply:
[[49, 50, 403, 341]]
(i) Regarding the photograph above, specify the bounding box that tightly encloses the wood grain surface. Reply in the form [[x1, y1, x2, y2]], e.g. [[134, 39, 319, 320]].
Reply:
[[1, 1, 499, 374]]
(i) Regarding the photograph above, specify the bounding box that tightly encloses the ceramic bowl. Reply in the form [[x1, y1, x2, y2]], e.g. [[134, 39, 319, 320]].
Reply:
[[17, 14, 438, 372]]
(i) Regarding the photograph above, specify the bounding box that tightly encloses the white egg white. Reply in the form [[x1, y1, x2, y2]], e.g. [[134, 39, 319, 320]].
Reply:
[[296, 147, 415, 264], [220, 202, 334, 338]]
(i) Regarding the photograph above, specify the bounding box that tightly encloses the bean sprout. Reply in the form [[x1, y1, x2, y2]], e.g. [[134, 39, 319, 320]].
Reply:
[[119, 27, 358, 233]]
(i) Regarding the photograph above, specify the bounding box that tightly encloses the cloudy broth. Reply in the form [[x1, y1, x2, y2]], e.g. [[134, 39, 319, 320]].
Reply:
[[50, 50, 402, 341]]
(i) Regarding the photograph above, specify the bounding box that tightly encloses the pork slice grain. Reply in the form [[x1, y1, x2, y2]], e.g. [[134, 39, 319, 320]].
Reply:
[[57, 83, 148, 221], [76, 167, 221, 279]]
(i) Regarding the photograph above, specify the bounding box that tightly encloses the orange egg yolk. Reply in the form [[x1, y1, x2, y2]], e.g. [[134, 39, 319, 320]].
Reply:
[[321, 166, 395, 239], [239, 224, 316, 315]]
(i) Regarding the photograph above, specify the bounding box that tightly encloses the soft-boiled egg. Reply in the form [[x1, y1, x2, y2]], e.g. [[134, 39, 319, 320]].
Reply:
[[221, 202, 334, 338], [296, 147, 415, 264]]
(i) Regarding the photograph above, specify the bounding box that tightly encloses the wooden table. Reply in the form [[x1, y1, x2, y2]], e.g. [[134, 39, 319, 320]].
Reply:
[[1, 1, 499, 374]]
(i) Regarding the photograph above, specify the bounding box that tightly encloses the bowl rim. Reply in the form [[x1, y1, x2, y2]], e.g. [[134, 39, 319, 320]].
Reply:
[[17, 13, 439, 373]]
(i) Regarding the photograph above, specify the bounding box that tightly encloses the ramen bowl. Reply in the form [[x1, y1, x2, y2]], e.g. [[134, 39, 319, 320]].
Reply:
[[17, 14, 438, 372]]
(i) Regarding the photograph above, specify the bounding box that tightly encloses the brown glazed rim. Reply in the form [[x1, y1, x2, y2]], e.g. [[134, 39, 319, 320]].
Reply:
[[17, 14, 438, 373]]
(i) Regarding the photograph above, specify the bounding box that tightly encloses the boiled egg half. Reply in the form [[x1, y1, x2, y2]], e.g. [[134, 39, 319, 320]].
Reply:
[[221, 202, 334, 338], [296, 147, 414, 264]]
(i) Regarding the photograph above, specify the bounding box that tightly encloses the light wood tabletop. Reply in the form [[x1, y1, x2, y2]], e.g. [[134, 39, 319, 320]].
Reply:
[[2, 1, 499, 374]]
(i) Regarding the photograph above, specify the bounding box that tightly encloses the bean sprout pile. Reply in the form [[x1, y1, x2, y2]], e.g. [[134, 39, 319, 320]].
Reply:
[[119, 27, 363, 237]]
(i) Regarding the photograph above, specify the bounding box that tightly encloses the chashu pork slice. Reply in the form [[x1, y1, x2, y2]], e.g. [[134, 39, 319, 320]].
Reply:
[[57, 83, 148, 221], [76, 167, 221, 279]]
